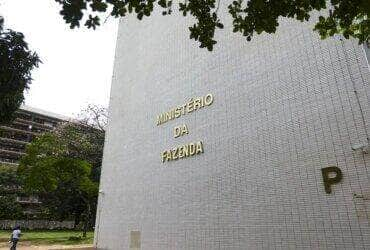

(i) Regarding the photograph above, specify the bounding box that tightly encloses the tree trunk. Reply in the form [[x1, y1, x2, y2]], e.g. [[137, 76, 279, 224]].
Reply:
[[83, 219, 88, 238], [83, 202, 91, 238], [74, 213, 81, 229]]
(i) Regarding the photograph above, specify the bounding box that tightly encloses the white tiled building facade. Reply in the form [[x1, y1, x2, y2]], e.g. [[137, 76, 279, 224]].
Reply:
[[95, 5, 370, 249]]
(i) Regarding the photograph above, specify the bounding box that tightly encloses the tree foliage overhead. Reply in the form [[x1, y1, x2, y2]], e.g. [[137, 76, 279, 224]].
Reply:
[[0, 16, 40, 124], [55, 0, 369, 51]]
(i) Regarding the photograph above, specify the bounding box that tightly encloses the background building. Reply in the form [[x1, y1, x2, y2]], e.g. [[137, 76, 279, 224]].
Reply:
[[0, 106, 68, 213], [95, 8, 370, 250], [0, 106, 67, 166]]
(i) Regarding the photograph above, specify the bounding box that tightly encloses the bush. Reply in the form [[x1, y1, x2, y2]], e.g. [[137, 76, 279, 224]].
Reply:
[[68, 236, 82, 241], [0, 195, 23, 220], [0, 167, 24, 220]]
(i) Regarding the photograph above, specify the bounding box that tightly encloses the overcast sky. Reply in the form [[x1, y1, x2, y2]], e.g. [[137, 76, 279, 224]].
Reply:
[[1, 0, 118, 117]]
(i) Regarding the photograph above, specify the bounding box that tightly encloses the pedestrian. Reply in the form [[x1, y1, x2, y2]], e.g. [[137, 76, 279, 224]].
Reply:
[[9, 225, 21, 250]]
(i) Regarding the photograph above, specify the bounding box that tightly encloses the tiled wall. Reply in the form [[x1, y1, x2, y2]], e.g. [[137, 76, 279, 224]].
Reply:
[[95, 4, 370, 249]]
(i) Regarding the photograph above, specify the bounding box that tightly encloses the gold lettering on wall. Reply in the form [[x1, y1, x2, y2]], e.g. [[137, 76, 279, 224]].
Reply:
[[321, 166, 343, 194], [156, 94, 214, 126], [174, 124, 189, 138], [161, 141, 204, 163], [157, 93, 213, 163]]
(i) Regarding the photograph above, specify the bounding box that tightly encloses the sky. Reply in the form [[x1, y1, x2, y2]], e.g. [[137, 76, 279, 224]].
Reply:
[[0, 0, 118, 117]]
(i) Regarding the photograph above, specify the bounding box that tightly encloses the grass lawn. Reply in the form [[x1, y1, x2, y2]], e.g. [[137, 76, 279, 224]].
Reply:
[[0, 230, 93, 245]]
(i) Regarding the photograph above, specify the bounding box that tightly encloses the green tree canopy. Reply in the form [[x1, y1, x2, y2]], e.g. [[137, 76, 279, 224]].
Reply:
[[54, 104, 107, 182], [0, 17, 40, 124], [0, 166, 23, 220], [18, 134, 98, 235], [18, 105, 106, 234], [55, 0, 369, 51]]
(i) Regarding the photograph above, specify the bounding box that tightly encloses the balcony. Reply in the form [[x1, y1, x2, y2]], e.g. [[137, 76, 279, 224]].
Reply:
[[0, 137, 29, 145], [0, 149, 26, 157], [14, 118, 56, 131], [0, 126, 38, 136], [0, 161, 19, 166], [16, 196, 42, 204]]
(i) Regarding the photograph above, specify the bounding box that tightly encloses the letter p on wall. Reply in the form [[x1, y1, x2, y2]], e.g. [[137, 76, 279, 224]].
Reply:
[[321, 166, 343, 194]]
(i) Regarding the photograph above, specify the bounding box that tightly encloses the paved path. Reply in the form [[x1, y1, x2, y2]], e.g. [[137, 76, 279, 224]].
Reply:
[[0, 242, 93, 250]]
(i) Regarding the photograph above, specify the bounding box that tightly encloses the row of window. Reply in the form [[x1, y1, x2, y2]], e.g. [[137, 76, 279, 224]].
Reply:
[[364, 42, 370, 67]]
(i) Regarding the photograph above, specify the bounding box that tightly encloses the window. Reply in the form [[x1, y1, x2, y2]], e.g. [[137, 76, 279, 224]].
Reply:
[[364, 40, 370, 66]]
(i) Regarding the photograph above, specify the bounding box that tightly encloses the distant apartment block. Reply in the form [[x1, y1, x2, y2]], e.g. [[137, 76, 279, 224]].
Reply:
[[0, 106, 68, 166], [0, 106, 69, 211]]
